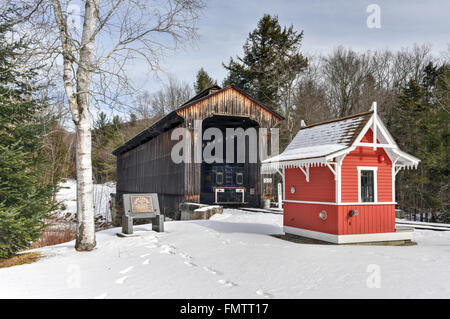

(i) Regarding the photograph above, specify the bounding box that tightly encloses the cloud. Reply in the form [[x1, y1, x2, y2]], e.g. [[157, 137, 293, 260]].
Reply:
[[130, 0, 449, 96]]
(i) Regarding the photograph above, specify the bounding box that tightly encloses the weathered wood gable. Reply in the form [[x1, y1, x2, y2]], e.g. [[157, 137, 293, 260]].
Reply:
[[176, 86, 282, 128]]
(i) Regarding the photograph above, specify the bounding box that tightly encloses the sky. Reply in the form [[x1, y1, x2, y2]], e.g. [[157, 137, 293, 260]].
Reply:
[[133, 0, 449, 96]]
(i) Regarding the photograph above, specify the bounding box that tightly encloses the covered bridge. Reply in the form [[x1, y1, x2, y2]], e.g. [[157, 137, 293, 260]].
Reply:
[[113, 86, 284, 220]]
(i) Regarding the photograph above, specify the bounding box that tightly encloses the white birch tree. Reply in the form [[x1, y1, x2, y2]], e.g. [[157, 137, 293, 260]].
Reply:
[[4, 0, 205, 251]]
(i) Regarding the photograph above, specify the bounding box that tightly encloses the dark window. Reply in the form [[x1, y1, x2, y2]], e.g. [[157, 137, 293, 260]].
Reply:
[[216, 172, 223, 185], [236, 173, 243, 185], [360, 170, 375, 202]]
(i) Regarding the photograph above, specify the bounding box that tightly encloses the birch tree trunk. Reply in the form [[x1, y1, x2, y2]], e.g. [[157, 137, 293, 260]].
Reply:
[[74, 109, 96, 250], [45, 0, 204, 251], [74, 0, 98, 251], [51, 0, 99, 250]]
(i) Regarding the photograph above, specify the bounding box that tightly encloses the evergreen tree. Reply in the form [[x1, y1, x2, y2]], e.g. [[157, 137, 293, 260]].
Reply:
[[0, 12, 57, 259], [223, 14, 307, 111], [194, 68, 217, 94], [392, 62, 449, 222]]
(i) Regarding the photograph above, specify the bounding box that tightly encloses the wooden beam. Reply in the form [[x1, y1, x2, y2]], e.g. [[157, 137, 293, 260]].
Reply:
[[356, 142, 396, 148]]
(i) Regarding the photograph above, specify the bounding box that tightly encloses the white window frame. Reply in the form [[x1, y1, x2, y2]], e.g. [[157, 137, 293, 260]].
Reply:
[[357, 166, 378, 203]]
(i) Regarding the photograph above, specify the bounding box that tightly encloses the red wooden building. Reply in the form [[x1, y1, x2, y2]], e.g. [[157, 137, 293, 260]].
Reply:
[[262, 104, 420, 244]]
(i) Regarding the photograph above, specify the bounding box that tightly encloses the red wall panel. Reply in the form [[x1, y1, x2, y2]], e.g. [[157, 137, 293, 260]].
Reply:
[[337, 204, 395, 235], [284, 203, 395, 235], [284, 202, 338, 234], [285, 166, 335, 202]]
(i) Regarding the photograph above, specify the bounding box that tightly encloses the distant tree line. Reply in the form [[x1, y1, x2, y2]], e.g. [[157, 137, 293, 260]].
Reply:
[[39, 14, 448, 222]]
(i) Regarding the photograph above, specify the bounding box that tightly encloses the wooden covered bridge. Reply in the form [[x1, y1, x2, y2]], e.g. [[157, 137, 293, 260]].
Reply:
[[113, 86, 284, 220]]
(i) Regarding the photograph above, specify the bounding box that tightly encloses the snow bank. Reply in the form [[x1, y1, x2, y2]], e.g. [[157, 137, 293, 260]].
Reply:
[[53, 179, 116, 222], [1, 209, 449, 299]]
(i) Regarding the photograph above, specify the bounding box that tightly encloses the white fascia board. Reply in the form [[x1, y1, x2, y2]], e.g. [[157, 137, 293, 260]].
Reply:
[[324, 146, 354, 161], [353, 117, 374, 145], [375, 113, 398, 147], [392, 148, 420, 165]]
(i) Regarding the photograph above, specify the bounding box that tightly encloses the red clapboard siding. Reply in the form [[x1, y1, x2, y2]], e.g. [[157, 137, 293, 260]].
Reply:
[[285, 166, 335, 202], [284, 202, 338, 234], [337, 204, 395, 235], [341, 128, 392, 202]]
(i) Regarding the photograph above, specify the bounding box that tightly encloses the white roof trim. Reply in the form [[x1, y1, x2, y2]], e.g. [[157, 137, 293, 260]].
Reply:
[[261, 105, 420, 173], [392, 149, 420, 169]]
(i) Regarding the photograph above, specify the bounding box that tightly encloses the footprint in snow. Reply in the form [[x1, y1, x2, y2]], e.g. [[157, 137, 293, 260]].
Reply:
[[142, 259, 150, 265], [222, 239, 231, 245], [140, 253, 151, 258], [115, 276, 128, 284], [179, 252, 192, 259], [203, 266, 222, 275], [160, 245, 176, 255], [119, 266, 134, 274], [184, 261, 197, 267], [218, 279, 237, 287], [94, 292, 108, 299], [256, 289, 274, 298]]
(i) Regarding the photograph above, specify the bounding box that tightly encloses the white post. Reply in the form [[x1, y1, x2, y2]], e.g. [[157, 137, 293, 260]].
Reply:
[[372, 101, 377, 150], [277, 183, 282, 209]]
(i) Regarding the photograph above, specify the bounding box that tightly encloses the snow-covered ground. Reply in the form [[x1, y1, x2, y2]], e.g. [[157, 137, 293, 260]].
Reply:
[[54, 179, 115, 222], [1, 209, 449, 299]]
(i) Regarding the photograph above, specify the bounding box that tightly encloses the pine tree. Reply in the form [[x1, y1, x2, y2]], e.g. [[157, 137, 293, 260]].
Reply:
[[392, 62, 449, 222], [0, 12, 57, 259], [194, 68, 217, 94], [223, 14, 307, 111]]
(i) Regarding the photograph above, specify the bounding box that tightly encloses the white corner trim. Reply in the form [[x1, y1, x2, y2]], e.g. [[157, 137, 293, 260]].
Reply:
[[283, 226, 414, 244], [357, 166, 378, 203]]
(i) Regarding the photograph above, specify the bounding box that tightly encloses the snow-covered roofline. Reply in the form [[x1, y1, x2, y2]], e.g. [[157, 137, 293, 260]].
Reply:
[[262, 103, 420, 173]]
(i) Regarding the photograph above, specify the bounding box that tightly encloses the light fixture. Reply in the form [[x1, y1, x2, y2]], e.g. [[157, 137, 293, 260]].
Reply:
[[319, 210, 327, 220], [290, 186, 296, 194]]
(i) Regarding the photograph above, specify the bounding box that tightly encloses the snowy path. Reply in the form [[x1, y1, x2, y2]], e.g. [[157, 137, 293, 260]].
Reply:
[[0, 209, 449, 298]]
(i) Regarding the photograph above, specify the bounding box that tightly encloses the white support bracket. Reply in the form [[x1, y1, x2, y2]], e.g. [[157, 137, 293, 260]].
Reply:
[[275, 168, 285, 181], [395, 165, 403, 175], [326, 162, 337, 180], [299, 166, 310, 182]]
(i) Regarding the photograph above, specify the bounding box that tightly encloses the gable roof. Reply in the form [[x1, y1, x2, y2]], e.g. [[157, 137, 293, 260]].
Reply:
[[176, 85, 284, 120], [113, 86, 283, 156], [262, 108, 420, 171], [263, 111, 372, 164]]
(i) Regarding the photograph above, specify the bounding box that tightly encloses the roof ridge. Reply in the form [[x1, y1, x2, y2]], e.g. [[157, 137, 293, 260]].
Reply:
[[300, 110, 373, 130]]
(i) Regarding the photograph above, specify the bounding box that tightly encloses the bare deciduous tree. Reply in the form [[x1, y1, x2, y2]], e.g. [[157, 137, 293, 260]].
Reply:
[[134, 75, 192, 118], [5, 0, 205, 251]]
